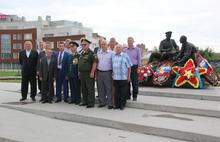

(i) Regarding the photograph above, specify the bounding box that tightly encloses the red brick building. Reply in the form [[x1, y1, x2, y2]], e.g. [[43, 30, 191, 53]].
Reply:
[[0, 27, 85, 70], [0, 28, 37, 70], [43, 34, 85, 50]]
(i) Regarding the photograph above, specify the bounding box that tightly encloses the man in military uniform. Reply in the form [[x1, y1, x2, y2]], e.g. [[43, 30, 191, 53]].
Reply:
[[174, 35, 197, 66], [149, 31, 179, 63], [65, 41, 81, 104], [78, 38, 97, 108]]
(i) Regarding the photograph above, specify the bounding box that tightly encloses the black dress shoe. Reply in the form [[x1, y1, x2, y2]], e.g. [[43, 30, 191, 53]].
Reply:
[[79, 103, 87, 106], [114, 106, 120, 109], [75, 102, 80, 105], [108, 106, 113, 109], [120, 107, 124, 110], [42, 100, 48, 104], [98, 104, 105, 108], [47, 100, 53, 104], [68, 101, 74, 104], [133, 98, 137, 101], [20, 98, 26, 101], [64, 100, 69, 103], [86, 105, 94, 108], [55, 99, 61, 103], [31, 97, 36, 101], [39, 98, 44, 102]]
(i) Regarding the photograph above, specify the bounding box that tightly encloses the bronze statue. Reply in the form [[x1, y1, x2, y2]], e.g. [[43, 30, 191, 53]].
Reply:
[[174, 35, 197, 66], [149, 31, 179, 63]]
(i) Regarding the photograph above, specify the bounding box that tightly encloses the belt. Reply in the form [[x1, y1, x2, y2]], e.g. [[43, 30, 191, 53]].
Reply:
[[97, 70, 112, 72]]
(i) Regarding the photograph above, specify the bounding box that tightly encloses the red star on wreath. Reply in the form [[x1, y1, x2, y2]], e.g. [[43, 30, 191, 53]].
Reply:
[[172, 59, 207, 88]]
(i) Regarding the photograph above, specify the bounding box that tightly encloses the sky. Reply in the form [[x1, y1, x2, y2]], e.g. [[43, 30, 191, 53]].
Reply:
[[1, 0, 220, 52]]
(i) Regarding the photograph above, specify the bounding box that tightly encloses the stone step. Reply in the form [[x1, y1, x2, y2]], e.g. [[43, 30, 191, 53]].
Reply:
[[0, 107, 187, 142], [138, 87, 220, 101], [126, 95, 220, 118], [1, 103, 220, 142]]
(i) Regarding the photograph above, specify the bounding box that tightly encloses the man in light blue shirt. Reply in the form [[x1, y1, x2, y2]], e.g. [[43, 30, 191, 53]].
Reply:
[[112, 44, 132, 110], [97, 39, 114, 109]]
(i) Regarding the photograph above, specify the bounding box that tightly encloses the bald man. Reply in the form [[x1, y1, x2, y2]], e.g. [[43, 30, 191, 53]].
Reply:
[[19, 41, 38, 101]]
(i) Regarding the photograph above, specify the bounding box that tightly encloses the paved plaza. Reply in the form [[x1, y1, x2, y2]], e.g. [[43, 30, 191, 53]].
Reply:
[[0, 82, 220, 142]]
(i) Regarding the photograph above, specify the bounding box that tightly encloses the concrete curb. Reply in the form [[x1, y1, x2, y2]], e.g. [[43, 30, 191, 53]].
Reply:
[[126, 101, 220, 118], [0, 104, 220, 142], [0, 137, 20, 142], [139, 91, 220, 101]]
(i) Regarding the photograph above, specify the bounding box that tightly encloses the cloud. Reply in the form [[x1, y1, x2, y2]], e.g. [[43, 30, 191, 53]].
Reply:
[[1, 0, 220, 52]]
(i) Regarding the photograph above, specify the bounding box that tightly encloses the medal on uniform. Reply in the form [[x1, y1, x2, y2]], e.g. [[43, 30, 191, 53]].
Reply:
[[72, 58, 78, 65]]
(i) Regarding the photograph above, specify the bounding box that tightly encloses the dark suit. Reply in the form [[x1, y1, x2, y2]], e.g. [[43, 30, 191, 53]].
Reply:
[[39, 57, 57, 101], [54, 51, 69, 101], [66, 53, 81, 104], [19, 50, 38, 99], [37, 50, 46, 93]]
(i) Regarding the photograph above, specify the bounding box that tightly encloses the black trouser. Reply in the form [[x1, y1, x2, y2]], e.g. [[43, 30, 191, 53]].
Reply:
[[69, 77, 81, 104], [37, 75, 41, 93], [127, 65, 139, 99], [114, 80, 128, 108], [41, 75, 54, 101], [21, 74, 37, 99]]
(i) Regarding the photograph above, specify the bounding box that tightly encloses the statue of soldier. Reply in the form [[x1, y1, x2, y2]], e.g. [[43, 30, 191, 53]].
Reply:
[[149, 31, 179, 63], [174, 35, 197, 66]]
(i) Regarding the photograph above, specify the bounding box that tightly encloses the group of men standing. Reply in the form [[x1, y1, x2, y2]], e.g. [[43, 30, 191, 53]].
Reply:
[[19, 36, 141, 110], [19, 31, 197, 110]]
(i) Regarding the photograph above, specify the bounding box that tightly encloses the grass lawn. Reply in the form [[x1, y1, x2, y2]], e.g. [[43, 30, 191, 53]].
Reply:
[[0, 80, 21, 83], [0, 71, 19, 77]]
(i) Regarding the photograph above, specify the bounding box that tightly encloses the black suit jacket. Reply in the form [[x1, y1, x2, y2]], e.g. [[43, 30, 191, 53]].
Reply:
[[19, 50, 38, 76], [39, 57, 57, 82], [37, 50, 46, 72]]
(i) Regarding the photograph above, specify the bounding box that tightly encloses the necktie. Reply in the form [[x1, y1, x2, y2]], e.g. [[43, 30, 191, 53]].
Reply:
[[58, 52, 63, 66]]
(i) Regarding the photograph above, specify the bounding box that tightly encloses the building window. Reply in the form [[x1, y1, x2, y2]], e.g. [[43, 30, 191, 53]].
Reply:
[[1, 53, 11, 59], [6, 26, 18, 29], [44, 34, 54, 37], [13, 43, 22, 49], [45, 41, 54, 49], [24, 33, 32, 40], [1, 34, 11, 53], [13, 53, 19, 59], [13, 34, 22, 40]]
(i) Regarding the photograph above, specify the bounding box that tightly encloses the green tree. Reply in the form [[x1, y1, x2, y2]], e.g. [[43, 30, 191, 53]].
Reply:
[[152, 46, 158, 53], [199, 47, 215, 61]]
